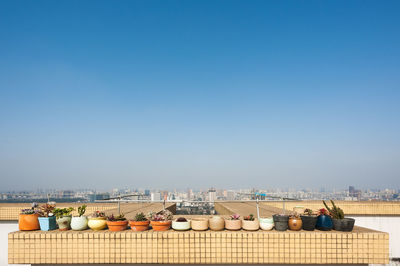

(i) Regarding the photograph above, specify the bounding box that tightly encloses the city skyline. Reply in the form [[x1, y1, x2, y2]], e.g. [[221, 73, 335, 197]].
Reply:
[[1, 1, 400, 190]]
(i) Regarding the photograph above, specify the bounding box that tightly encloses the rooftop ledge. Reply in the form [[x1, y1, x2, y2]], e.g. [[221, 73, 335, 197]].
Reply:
[[8, 226, 389, 265]]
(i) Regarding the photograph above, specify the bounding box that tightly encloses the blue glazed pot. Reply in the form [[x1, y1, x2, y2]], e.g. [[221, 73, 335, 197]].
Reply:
[[38, 216, 57, 231], [316, 215, 333, 231]]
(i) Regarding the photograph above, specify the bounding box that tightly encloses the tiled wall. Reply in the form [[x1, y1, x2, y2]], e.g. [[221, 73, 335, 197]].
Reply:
[[8, 229, 389, 264]]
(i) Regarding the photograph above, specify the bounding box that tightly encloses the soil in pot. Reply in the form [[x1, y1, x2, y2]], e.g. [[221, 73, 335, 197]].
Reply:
[[288, 216, 302, 231], [225, 219, 241, 231], [19, 214, 40, 231], [242, 219, 259, 231], [88, 217, 107, 230], [130, 220, 150, 231], [38, 216, 57, 231], [209, 216, 225, 231], [300, 215, 317, 231], [151, 221, 172, 231], [71, 216, 88, 231], [107, 220, 128, 231], [191, 218, 208, 231], [273, 214, 289, 231], [56, 216, 72, 231], [316, 215, 333, 231], [333, 218, 355, 232]]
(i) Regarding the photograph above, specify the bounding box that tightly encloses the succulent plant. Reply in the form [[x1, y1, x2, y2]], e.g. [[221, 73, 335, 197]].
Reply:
[[107, 214, 126, 221], [53, 207, 74, 218], [39, 203, 56, 217], [243, 214, 255, 221], [133, 212, 148, 221], [149, 209, 173, 221], [92, 211, 106, 218], [77, 205, 87, 217], [303, 208, 314, 216], [21, 209, 38, 215], [323, 200, 344, 219], [230, 214, 240, 220]]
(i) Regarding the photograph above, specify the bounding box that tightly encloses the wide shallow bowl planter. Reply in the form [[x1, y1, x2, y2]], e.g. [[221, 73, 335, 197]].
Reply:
[[209, 216, 225, 231], [300, 215, 317, 231], [333, 218, 355, 232], [151, 221, 172, 231], [316, 215, 333, 231], [107, 220, 128, 231], [172, 220, 191, 231], [191, 218, 208, 231], [288, 216, 302, 231], [259, 217, 274, 231], [19, 214, 40, 231], [129, 220, 150, 231], [38, 216, 57, 231], [71, 216, 88, 231], [273, 215, 289, 231], [242, 219, 259, 231], [88, 217, 107, 230], [56, 215, 72, 231], [225, 219, 241, 231]]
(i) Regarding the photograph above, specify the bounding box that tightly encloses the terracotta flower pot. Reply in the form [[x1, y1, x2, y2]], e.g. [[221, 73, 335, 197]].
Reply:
[[242, 219, 259, 231], [225, 219, 241, 230], [288, 216, 302, 231], [56, 215, 72, 231], [209, 216, 224, 231], [107, 220, 128, 231], [191, 218, 208, 231], [19, 214, 40, 231], [151, 221, 172, 231], [71, 216, 88, 231], [259, 217, 274, 231], [88, 217, 107, 231], [130, 220, 150, 231]]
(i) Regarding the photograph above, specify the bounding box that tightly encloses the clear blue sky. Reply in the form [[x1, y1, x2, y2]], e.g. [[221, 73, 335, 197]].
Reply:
[[0, 1, 399, 191]]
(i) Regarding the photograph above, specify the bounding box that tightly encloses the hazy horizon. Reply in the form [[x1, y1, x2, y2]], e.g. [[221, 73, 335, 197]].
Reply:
[[1, 1, 400, 191]]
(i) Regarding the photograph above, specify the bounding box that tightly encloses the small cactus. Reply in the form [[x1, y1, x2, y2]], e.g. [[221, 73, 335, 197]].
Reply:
[[323, 200, 344, 219]]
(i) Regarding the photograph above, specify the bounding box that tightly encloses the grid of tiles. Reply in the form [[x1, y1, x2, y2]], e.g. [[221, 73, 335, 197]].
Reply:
[[8, 229, 389, 264]]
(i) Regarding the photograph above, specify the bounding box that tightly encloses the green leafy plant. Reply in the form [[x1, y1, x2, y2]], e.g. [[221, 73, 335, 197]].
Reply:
[[243, 214, 255, 221], [107, 214, 126, 221], [133, 212, 147, 221], [303, 208, 315, 216], [323, 200, 344, 219], [53, 207, 74, 218], [77, 205, 87, 217]]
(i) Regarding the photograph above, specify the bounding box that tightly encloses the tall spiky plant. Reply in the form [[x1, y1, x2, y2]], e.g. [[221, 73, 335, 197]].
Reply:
[[323, 200, 344, 219]]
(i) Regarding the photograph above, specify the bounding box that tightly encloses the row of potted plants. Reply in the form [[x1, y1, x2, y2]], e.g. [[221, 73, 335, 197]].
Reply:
[[18, 201, 355, 232]]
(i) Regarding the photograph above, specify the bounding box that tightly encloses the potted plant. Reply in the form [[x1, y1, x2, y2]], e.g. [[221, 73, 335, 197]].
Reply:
[[54, 207, 74, 231], [324, 200, 355, 231], [19, 203, 40, 231], [172, 217, 191, 231], [225, 214, 241, 231], [106, 214, 128, 231], [300, 208, 318, 231], [209, 216, 225, 231], [242, 214, 259, 231], [259, 217, 274, 230], [71, 205, 88, 231], [129, 212, 150, 231], [191, 218, 209, 231], [316, 207, 333, 231], [38, 203, 57, 231], [149, 209, 173, 231], [273, 213, 289, 231], [88, 211, 107, 231], [288, 213, 302, 231]]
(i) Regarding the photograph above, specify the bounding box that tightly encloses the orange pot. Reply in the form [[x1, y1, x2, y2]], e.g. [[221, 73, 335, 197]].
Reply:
[[106, 220, 128, 231], [150, 220, 171, 231], [288, 216, 303, 231], [19, 214, 40, 231], [129, 220, 150, 231]]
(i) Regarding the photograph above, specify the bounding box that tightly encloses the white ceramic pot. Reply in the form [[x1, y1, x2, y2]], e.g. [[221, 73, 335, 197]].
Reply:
[[259, 217, 274, 230], [71, 216, 88, 231], [172, 220, 191, 231]]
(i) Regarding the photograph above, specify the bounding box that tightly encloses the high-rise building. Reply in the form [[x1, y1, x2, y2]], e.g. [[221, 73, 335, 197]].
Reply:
[[151, 192, 161, 201], [208, 188, 216, 202]]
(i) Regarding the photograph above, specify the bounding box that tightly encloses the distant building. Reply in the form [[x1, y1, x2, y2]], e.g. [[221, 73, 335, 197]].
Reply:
[[144, 190, 150, 196], [227, 190, 235, 201], [208, 188, 216, 202], [151, 192, 161, 201], [89, 193, 109, 202]]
